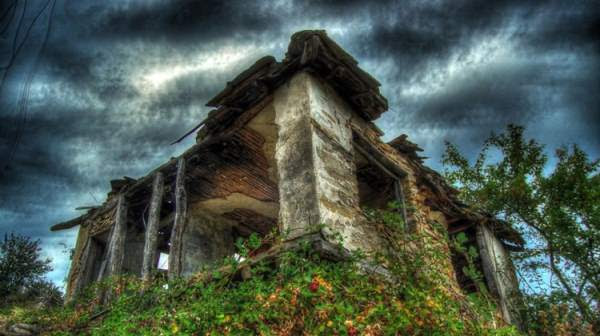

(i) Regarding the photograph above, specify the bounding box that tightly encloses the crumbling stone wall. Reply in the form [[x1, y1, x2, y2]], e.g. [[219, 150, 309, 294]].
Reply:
[[347, 86, 465, 293]]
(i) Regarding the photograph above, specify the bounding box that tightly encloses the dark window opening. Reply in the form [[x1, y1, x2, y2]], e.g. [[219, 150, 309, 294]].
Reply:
[[448, 221, 486, 295], [156, 224, 173, 273], [82, 233, 108, 288], [354, 139, 408, 229]]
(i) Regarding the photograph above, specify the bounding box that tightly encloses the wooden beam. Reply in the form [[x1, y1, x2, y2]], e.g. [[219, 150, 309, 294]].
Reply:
[[354, 143, 399, 180], [51, 198, 119, 232], [105, 194, 128, 277], [448, 222, 475, 235], [168, 158, 187, 280], [353, 131, 407, 178], [50, 216, 86, 231], [124, 134, 230, 199], [141, 172, 164, 283], [75, 206, 99, 210]]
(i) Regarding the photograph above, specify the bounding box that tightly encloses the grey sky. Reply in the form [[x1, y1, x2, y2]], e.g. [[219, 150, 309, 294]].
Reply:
[[1, 0, 598, 288]]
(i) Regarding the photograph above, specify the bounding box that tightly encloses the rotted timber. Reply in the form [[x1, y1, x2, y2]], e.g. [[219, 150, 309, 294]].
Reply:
[[168, 158, 187, 280], [141, 172, 164, 283], [105, 194, 128, 278]]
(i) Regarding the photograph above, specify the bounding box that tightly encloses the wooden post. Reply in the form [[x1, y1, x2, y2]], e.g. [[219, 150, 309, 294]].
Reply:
[[168, 158, 187, 280], [105, 194, 128, 278], [141, 172, 164, 283]]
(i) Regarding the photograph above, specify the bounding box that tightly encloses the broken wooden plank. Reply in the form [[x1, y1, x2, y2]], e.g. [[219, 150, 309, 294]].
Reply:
[[50, 216, 86, 231], [168, 158, 187, 280], [141, 172, 164, 283], [170, 120, 206, 145], [75, 206, 99, 210]]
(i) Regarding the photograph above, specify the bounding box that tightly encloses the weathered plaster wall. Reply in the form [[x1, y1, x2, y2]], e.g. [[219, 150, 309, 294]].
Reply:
[[194, 192, 278, 219], [273, 71, 382, 252], [307, 74, 382, 252], [121, 229, 145, 276], [180, 206, 235, 277], [273, 72, 321, 238]]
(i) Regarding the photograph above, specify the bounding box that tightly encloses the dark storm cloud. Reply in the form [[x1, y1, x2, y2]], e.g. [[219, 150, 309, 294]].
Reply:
[[414, 62, 539, 128], [310, 0, 535, 74], [86, 0, 281, 44], [350, 0, 598, 160], [524, 2, 600, 52], [1, 0, 598, 288]]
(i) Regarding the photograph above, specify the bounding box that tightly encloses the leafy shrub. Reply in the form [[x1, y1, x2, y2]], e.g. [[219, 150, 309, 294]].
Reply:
[[0, 233, 61, 308]]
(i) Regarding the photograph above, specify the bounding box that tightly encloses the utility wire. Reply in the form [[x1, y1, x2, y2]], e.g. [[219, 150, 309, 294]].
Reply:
[[0, 1, 18, 35], [1, 0, 56, 177], [1, 0, 52, 71]]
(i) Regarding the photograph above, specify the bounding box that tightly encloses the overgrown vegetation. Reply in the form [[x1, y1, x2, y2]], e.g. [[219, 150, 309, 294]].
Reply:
[[443, 124, 599, 335], [3, 208, 518, 335], [6, 124, 594, 335]]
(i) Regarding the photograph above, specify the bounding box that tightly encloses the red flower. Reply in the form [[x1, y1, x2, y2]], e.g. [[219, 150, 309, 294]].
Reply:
[[347, 325, 358, 336], [309, 279, 319, 292]]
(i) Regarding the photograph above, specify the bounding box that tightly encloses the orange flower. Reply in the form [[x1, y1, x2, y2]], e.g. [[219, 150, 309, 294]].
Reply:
[[315, 275, 333, 292], [268, 293, 278, 303], [290, 288, 299, 306]]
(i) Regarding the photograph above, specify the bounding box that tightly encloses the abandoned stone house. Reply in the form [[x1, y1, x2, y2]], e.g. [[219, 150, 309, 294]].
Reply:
[[52, 30, 524, 325]]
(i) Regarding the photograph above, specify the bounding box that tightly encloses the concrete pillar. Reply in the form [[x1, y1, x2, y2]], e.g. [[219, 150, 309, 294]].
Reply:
[[273, 71, 363, 248]]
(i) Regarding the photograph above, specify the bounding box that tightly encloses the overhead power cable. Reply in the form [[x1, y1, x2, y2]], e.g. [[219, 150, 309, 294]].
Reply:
[[1, 0, 56, 177]]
